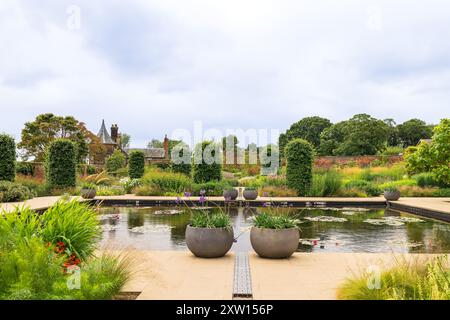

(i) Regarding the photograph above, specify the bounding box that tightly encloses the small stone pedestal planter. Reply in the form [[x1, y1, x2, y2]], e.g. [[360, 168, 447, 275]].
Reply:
[[243, 189, 258, 200], [384, 190, 400, 201], [186, 226, 234, 258], [250, 227, 299, 259], [223, 189, 238, 200], [80, 188, 96, 199]]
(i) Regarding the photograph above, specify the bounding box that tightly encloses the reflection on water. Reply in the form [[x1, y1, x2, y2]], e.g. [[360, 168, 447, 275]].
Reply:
[[99, 206, 450, 253]]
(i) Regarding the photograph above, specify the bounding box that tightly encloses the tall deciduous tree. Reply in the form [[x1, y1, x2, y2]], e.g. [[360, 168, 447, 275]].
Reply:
[[281, 116, 332, 152], [318, 114, 388, 156], [398, 119, 433, 147], [19, 113, 89, 162]]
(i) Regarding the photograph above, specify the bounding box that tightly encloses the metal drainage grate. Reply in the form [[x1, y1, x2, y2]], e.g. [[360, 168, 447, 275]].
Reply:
[[232, 252, 253, 299]]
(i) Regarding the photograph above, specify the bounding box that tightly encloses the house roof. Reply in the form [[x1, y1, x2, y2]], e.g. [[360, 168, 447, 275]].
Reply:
[[125, 148, 166, 159], [97, 120, 115, 144], [417, 139, 432, 145]]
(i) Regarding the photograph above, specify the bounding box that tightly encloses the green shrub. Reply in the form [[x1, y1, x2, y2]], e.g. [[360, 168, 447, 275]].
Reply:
[[95, 186, 126, 196], [142, 169, 192, 193], [106, 150, 126, 173], [432, 188, 450, 197], [45, 139, 77, 188], [134, 185, 165, 196], [285, 139, 314, 196], [343, 180, 381, 196], [0, 134, 16, 182], [128, 151, 145, 179], [121, 178, 142, 193], [0, 181, 35, 202], [190, 181, 233, 196], [193, 141, 222, 183], [413, 172, 439, 188]]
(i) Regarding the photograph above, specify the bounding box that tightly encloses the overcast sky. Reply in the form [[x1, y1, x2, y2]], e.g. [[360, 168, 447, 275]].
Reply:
[[0, 0, 449, 147]]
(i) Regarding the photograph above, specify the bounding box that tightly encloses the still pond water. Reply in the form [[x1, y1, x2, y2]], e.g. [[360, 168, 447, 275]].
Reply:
[[99, 206, 450, 253]]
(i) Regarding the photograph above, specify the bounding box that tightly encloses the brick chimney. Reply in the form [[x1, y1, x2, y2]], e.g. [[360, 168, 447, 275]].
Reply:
[[163, 135, 169, 160], [110, 124, 118, 144]]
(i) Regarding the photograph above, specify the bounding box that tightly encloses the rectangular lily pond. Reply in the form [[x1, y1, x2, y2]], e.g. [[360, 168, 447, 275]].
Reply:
[[99, 206, 450, 253]]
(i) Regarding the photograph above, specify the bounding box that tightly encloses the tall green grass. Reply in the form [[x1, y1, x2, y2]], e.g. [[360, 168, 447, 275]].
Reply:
[[338, 255, 450, 300], [308, 171, 342, 196]]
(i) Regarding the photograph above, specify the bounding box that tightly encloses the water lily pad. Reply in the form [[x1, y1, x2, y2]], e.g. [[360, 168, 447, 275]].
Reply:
[[364, 216, 424, 226], [129, 225, 174, 233], [153, 209, 183, 215], [304, 216, 348, 222]]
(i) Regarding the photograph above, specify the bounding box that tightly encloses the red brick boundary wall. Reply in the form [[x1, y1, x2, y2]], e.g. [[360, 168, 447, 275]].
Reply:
[[314, 155, 403, 168]]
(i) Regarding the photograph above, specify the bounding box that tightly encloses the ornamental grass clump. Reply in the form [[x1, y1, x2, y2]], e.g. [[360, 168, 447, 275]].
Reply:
[[190, 211, 231, 229], [253, 212, 300, 229], [338, 255, 450, 300]]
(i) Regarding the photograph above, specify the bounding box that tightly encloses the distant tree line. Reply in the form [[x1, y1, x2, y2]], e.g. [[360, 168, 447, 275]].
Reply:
[[279, 114, 435, 157]]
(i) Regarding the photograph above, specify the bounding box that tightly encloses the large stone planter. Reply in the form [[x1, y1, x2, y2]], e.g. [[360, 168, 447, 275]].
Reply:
[[243, 189, 258, 200], [250, 227, 299, 259], [223, 189, 238, 200], [384, 190, 400, 201], [185, 226, 234, 258], [80, 188, 96, 199]]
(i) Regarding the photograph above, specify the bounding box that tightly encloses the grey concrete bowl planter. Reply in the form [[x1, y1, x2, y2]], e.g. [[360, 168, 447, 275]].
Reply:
[[384, 190, 400, 201], [243, 189, 258, 200], [250, 227, 299, 259], [80, 188, 96, 199], [185, 226, 234, 258], [223, 189, 238, 200]]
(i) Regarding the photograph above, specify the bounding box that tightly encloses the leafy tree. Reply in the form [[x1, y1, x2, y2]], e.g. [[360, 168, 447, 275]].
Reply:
[[317, 121, 347, 155], [128, 151, 145, 179], [45, 139, 77, 188], [405, 119, 450, 186], [284, 116, 332, 149], [19, 113, 89, 162], [147, 139, 163, 149], [285, 139, 314, 196], [384, 118, 400, 147], [105, 150, 126, 173], [0, 134, 16, 181], [193, 141, 222, 183], [119, 133, 131, 149], [398, 119, 433, 147]]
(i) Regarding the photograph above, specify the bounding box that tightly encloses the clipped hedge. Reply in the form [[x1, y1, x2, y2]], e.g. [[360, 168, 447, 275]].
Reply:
[[0, 134, 16, 182], [128, 151, 145, 179], [106, 149, 126, 173], [193, 141, 222, 183], [285, 139, 314, 196], [45, 139, 77, 188], [171, 145, 192, 176]]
